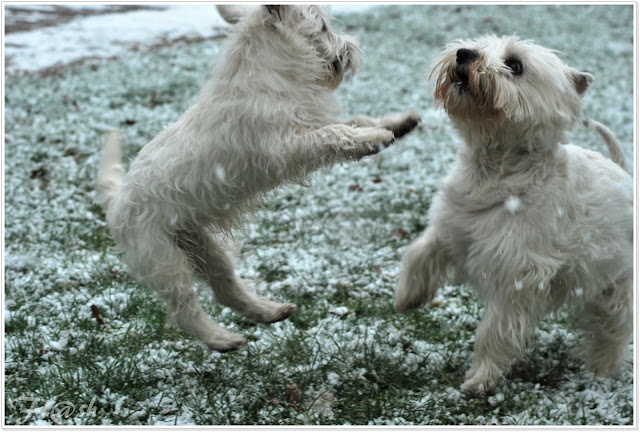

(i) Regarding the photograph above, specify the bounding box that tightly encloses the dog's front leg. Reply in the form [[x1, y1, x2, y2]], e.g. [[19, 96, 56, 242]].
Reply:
[[342, 110, 421, 139], [290, 124, 395, 172], [395, 226, 451, 313]]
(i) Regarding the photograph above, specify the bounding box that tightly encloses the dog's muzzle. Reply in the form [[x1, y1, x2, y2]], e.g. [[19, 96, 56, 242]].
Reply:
[[454, 48, 478, 92], [326, 56, 346, 89], [325, 34, 361, 89], [340, 35, 362, 76], [331, 58, 343, 76], [456, 48, 478, 65]]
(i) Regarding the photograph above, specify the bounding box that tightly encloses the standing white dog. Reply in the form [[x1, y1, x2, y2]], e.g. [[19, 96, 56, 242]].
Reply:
[[395, 35, 632, 393], [96, 5, 419, 352]]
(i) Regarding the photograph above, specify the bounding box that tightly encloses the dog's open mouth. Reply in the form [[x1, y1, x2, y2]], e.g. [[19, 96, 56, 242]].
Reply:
[[325, 57, 346, 89], [453, 63, 471, 93], [331, 58, 342, 75]]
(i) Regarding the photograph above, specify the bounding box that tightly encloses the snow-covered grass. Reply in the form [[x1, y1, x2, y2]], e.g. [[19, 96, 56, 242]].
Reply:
[[4, 4, 634, 426], [3, 4, 375, 74]]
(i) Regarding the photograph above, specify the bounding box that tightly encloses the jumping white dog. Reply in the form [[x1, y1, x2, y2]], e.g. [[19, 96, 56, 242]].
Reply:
[[96, 5, 419, 352], [395, 35, 632, 393]]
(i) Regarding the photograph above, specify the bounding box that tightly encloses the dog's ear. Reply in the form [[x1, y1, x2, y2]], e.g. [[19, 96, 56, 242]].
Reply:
[[216, 5, 245, 25], [264, 5, 284, 20], [573, 71, 594, 96]]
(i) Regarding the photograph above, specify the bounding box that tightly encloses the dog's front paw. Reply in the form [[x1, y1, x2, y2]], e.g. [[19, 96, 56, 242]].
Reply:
[[347, 127, 395, 159], [394, 276, 431, 314], [394, 234, 440, 313], [322, 124, 395, 161], [382, 110, 421, 139]]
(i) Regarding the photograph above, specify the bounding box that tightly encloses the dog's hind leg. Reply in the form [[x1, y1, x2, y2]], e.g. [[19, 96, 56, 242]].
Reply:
[[578, 275, 632, 377], [178, 231, 297, 325], [128, 231, 246, 352]]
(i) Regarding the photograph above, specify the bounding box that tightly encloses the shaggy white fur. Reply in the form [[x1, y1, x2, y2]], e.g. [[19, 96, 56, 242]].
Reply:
[[96, 5, 420, 352], [395, 35, 632, 393]]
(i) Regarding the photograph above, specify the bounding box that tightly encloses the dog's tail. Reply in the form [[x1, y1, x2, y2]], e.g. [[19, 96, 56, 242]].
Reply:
[[584, 119, 628, 172], [96, 129, 125, 213]]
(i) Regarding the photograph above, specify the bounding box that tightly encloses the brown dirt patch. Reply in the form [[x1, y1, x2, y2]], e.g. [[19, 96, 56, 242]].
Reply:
[[4, 5, 163, 34]]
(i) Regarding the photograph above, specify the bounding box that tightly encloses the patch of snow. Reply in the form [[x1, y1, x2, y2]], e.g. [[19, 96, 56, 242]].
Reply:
[[5, 5, 228, 73], [3, 3, 633, 426], [330, 306, 349, 316], [49, 331, 70, 351], [214, 164, 226, 182], [504, 195, 520, 214], [5, 4, 379, 74], [327, 372, 340, 386]]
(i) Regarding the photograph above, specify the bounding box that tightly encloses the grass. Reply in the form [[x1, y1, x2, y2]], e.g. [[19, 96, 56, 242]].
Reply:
[[4, 4, 634, 426]]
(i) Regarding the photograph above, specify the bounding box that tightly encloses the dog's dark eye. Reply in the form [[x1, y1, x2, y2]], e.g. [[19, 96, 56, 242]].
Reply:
[[505, 57, 524, 75], [321, 22, 328, 32]]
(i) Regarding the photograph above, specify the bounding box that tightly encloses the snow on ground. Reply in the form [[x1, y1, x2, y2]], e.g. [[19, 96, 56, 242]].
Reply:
[[5, 5, 226, 73], [3, 3, 634, 426], [4, 4, 376, 74]]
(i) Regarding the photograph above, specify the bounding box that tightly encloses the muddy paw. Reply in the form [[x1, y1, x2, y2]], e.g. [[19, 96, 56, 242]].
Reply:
[[385, 110, 421, 139]]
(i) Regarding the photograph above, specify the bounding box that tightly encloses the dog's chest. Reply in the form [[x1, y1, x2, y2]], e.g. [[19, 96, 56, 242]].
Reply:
[[437, 177, 559, 286]]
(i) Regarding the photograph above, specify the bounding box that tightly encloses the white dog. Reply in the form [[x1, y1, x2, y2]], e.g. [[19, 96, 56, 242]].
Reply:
[[96, 5, 420, 352], [395, 35, 632, 393]]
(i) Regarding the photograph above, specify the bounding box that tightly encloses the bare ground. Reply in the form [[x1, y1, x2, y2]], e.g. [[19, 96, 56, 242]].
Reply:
[[4, 5, 161, 34]]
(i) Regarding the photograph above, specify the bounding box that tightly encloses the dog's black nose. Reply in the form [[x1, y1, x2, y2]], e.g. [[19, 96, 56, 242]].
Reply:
[[456, 48, 478, 65]]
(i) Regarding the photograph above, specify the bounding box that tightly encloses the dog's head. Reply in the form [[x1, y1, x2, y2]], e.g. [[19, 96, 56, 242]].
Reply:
[[217, 5, 362, 90], [430, 35, 593, 131]]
